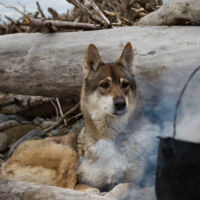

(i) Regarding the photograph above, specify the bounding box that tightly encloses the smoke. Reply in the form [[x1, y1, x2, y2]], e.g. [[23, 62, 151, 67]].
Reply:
[[78, 69, 200, 199], [175, 102, 200, 143], [174, 70, 200, 143], [77, 121, 169, 197]]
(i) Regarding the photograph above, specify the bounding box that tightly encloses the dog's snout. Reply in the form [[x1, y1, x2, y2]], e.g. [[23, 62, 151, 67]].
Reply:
[[114, 97, 126, 111]]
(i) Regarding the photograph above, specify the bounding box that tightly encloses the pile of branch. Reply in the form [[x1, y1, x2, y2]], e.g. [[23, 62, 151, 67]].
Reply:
[[0, 0, 161, 35]]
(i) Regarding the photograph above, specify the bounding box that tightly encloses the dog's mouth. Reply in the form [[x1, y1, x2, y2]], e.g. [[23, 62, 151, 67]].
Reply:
[[112, 110, 126, 116]]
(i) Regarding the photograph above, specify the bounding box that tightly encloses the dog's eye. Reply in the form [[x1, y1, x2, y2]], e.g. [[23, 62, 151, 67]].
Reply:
[[100, 82, 110, 89], [122, 82, 129, 88]]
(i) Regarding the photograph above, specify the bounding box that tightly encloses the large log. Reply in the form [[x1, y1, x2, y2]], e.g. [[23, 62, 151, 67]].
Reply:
[[0, 93, 78, 117], [0, 27, 200, 122], [139, 0, 200, 26], [0, 178, 113, 200]]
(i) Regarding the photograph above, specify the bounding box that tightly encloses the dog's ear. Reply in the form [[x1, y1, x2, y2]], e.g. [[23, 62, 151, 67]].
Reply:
[[118, 42, 135, 74], [83, 44, 102, 77]]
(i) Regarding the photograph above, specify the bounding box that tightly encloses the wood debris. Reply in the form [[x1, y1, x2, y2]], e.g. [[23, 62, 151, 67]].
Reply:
[[0, 0, 160, 35]]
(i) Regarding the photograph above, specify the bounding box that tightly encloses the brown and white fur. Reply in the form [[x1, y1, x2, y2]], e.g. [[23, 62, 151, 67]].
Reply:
[[0, 133, 78, 189], [77, 42, 148, 191], [0, 43, 148, 193]]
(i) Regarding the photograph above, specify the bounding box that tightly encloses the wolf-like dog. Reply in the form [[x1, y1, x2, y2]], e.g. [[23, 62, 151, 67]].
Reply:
[[0, 42, 148, 194], [77, 42, 148, 192]]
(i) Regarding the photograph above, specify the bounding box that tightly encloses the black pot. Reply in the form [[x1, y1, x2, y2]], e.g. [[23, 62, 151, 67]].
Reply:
[[156, 137, 200, 200], [155, 66, 200, 200]]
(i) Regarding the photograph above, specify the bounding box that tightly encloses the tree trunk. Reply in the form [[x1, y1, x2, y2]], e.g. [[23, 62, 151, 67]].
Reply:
[[139, 0, 200, 26], [0, 26, 200, 122], [0, 178, 113, 200], [0, 93, 78, 117]]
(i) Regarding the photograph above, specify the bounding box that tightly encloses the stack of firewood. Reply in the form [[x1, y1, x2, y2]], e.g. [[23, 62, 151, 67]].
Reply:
[[0, 0, 161, 35]]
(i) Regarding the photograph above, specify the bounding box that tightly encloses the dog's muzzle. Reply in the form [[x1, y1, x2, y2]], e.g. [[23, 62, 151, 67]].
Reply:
[[113, 96, 126, 115]]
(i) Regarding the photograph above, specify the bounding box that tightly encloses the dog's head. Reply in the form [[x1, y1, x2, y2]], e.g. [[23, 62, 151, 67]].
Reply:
[[82, 42, 137, 118]]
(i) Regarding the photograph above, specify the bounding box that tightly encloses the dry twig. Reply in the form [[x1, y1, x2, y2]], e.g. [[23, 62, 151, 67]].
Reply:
[[66, 113, 83, 127], [23, 17, 100, 30], [56, 98, 67, 125], [120, 17, 134, 26], [67, 0, 105, 27], [44, 103, 80, 133], [0, 2, 28, 17], [89, 0, 110, 27], [36, 1, 46, 18], [50, 98, 59, 122]]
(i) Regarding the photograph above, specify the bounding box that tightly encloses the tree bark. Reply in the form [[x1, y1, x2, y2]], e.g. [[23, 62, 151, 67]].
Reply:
[[0, 26, 199, 100], [23, 18, 100, 30], [0, 178, 114, 200], [139, 0, 200, 26], [0, 26, 200, 123], [0, 94, 78, 117]]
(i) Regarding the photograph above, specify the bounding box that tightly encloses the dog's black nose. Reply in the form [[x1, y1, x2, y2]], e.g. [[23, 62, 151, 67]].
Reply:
[[114, 97, 126, 111]]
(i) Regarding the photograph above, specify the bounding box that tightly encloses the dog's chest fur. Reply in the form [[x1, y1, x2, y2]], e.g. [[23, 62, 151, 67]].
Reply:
[[77, 106, 145, 191], [76, 42, 147, 191]]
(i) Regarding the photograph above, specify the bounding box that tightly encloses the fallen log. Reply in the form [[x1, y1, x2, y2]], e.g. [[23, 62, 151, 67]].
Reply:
[[23, 18, 100, 30], [0, 26, 200, 122], [138, 0, 200, 26], [0, 94, 78, 117], [0, 178, 114, 200]]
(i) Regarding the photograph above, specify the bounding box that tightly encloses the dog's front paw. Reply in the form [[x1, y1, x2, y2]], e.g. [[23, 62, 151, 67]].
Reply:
[[105, 183, 132, 199], [84, 188, 100, 195], [75, 183, 100, 195]]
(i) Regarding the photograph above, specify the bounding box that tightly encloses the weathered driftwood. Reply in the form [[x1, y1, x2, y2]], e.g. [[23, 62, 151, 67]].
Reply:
[[23, 18, 100, 30], [139, 0, 200, 26], [0, 94, 51, 114], [44, 103, 80, 133], [0, 26, 199, 97], [36, 1, 46, 18], [67, 0, 107, 27], [0, 178, 114, 200], [0, 26, 200, 122], [0, 94, 78, 117]]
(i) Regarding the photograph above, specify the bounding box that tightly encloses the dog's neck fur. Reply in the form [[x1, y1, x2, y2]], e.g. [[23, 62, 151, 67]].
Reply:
[[78, 84, 145, 190], [80, 83, 142, 156]]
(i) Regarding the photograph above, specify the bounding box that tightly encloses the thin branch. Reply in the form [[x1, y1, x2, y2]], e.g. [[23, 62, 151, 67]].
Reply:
[[4, 15, 16, 24], [32, 11, 40, 18], [23, 18, 100, 30], [104, 10, 115, 17], [89, 0, 110, 26], [66, 113, 83, 127], [139, 12, 147, 17], [56, 98, 67, 125], [131, 7, 145, 13], [36, 1, 46, 18], [50, 98, 59, 122], [0, 2, 28, 17], [46, 22, 58, 33], [4, 15, 22, 33], [158, 0, 163, 6], [17, 2, 27, 14], [66, 0, 106, 27], [48, 7, 58, 19], [120, 17, 134, 26], [44, 103, 80, 133], [112, 22, 123, 26]]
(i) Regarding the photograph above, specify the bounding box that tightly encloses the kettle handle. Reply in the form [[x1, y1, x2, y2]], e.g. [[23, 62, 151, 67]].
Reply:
[[173, 66, 200, 138]]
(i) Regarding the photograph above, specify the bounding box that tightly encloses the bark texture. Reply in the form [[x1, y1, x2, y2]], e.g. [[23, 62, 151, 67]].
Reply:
[[0, 27, 199, 94], [0, 26, 200, 122], [0, 178, 114, 200], [139, 0, 200, 26]]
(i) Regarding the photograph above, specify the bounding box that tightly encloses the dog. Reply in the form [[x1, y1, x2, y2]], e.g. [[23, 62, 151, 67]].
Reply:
[[0, 132, 79, 189], [0, 42, 149, 195], [76, 42, 149, 192]]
